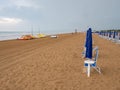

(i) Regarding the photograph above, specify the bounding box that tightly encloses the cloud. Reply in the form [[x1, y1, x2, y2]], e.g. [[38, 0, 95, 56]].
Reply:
[[10, 0, 40, 9], [0, 17, 23, 24], [0, 6, 4, 11], [0, 0, 41, 12]]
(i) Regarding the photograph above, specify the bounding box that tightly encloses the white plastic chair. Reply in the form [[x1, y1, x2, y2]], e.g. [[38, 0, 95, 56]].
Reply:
[[84, 47, 101, 74]]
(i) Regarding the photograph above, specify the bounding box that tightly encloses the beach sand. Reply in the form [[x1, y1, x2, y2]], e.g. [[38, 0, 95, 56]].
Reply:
[[0, 33, 120, 90]]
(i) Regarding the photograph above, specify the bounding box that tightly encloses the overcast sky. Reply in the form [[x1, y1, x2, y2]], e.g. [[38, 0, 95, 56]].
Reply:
[[0, 0, 120, 34]]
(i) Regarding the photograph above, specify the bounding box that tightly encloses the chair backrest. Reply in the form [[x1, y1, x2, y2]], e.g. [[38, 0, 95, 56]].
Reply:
[[94, 47, 99, 61], [92, 47, 99, 67], [82, 46, 98, 58], [93, 46, 98, 52]]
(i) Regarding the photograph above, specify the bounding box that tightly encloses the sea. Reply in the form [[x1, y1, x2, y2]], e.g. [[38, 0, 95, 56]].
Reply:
[[0, 30, 74, 41], [0, 31, 39, 41]]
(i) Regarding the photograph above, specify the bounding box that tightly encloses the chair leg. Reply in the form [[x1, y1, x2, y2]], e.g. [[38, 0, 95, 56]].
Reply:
[[97, 67, 101, 74], [93, 66, 101, 74]]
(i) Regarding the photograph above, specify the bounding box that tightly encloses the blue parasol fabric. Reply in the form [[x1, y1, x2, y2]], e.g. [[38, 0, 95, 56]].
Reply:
[[109, 31, 112, 38], [116, 32, 118, 36], [85, 28, 92, 59], [113, 31, 116, 38]]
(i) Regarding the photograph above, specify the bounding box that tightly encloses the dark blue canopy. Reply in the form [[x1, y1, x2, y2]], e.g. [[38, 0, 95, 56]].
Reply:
[[113, 31, 116, 38], [85, 28, 93, 59], [109, 31, 112, 38], [116, 32, 118, 36], [99, 32, 102, 35]]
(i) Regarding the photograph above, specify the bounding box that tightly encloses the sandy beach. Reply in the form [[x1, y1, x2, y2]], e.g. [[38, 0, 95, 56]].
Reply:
[[0, 33, 120, 90]]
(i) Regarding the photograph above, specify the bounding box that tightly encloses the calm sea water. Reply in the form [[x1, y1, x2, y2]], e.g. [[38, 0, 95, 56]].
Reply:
[[0, 31, 39, 41]]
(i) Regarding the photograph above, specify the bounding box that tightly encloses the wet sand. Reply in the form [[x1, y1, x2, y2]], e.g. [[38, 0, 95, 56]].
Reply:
[[0, 33, 120, 90]]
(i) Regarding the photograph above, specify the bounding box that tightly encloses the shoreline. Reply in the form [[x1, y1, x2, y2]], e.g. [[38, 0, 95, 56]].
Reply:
[[0, 32, 79, 42]]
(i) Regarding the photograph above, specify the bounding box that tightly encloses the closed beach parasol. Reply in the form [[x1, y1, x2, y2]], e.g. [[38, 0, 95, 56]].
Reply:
[[113, 31, 116, 39], [85, 28, 93, 59]]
